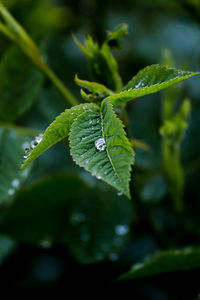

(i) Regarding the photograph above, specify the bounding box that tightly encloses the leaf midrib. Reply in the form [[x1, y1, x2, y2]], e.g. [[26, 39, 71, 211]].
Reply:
[[100, 108, 123, 192]]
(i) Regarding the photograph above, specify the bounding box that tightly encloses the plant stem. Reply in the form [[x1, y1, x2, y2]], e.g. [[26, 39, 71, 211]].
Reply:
[[162, 139, 184, 214], [0, 2, 79, 107]]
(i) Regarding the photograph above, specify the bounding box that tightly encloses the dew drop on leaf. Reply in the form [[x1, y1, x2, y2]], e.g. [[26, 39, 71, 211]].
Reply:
[[95, 138, 106, 151], [35, 134, 43, 144]]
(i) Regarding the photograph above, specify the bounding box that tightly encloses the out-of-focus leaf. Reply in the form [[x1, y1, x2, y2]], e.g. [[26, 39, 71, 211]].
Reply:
[[21, 103, 99, 169], [26, 0, 69, 37], [0, 174, 133, 264], [0, 128, 31, 203], [0, 46, 44, 121], [118, 248, 200, 281], [108, 65, 200, 106], [0, 174, 86, 244], [65, 182, 132, 264], [69, 99, 134, 198], [105, 23, 128, 49], [75, 74, 114, 101]]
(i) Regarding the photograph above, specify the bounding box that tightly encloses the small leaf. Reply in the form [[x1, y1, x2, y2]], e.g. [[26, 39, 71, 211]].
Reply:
[[108, 65, 200, 106], [75, 74, 114, 98], [118, 248, 200, 280], [69, 99, 134, 198], [106, 23, 128, 49], [73, 34, 122, 92], [0, 128, 31, 203], [21, 103, 99, 169], [0, 46, 44, 121]]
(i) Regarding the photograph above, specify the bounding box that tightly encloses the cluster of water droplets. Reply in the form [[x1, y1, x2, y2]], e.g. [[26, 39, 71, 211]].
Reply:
[[23, 134, 43, 159]]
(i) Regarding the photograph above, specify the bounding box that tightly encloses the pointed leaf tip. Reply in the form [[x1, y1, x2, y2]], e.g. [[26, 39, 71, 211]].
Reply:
[[108, 64, 200, 106]]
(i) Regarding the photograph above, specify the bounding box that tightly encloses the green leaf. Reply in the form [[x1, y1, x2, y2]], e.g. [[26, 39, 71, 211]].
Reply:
[[0, 174, 86, 244], [105, 23, 128, 49], [0, 174, 133, 264], [21, 103, 99, 169], [0, 128, 31, 203], [73, 34, 122, 92], [75, 74, 114, 99], [118, 248, 200, 281], [108, 65, 200, 106], [0, 46, 44, 121], [69, 99, 134, 198]]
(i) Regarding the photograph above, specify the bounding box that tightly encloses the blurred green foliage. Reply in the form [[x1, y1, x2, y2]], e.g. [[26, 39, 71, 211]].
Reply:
[[0, 0, 200, 297]]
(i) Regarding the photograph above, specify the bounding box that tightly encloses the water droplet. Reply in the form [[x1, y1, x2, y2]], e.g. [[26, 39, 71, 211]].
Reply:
[[115, 224, 129, 236], [97, 175, 101, 180], [8, 188, 15, 196], [95, 138, 106, 151], [109, 253, 119, 262], [80, 232, 90, 242], [117, 191, 123, 196], [23, 146, 31, 158], [135, 82, 141, 89], [35, 134, 43, 144], [31, 141, 38, 149], [82, 135, 86, 140], [22, 142, 30, 150], [11, 179, 20, 188]]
